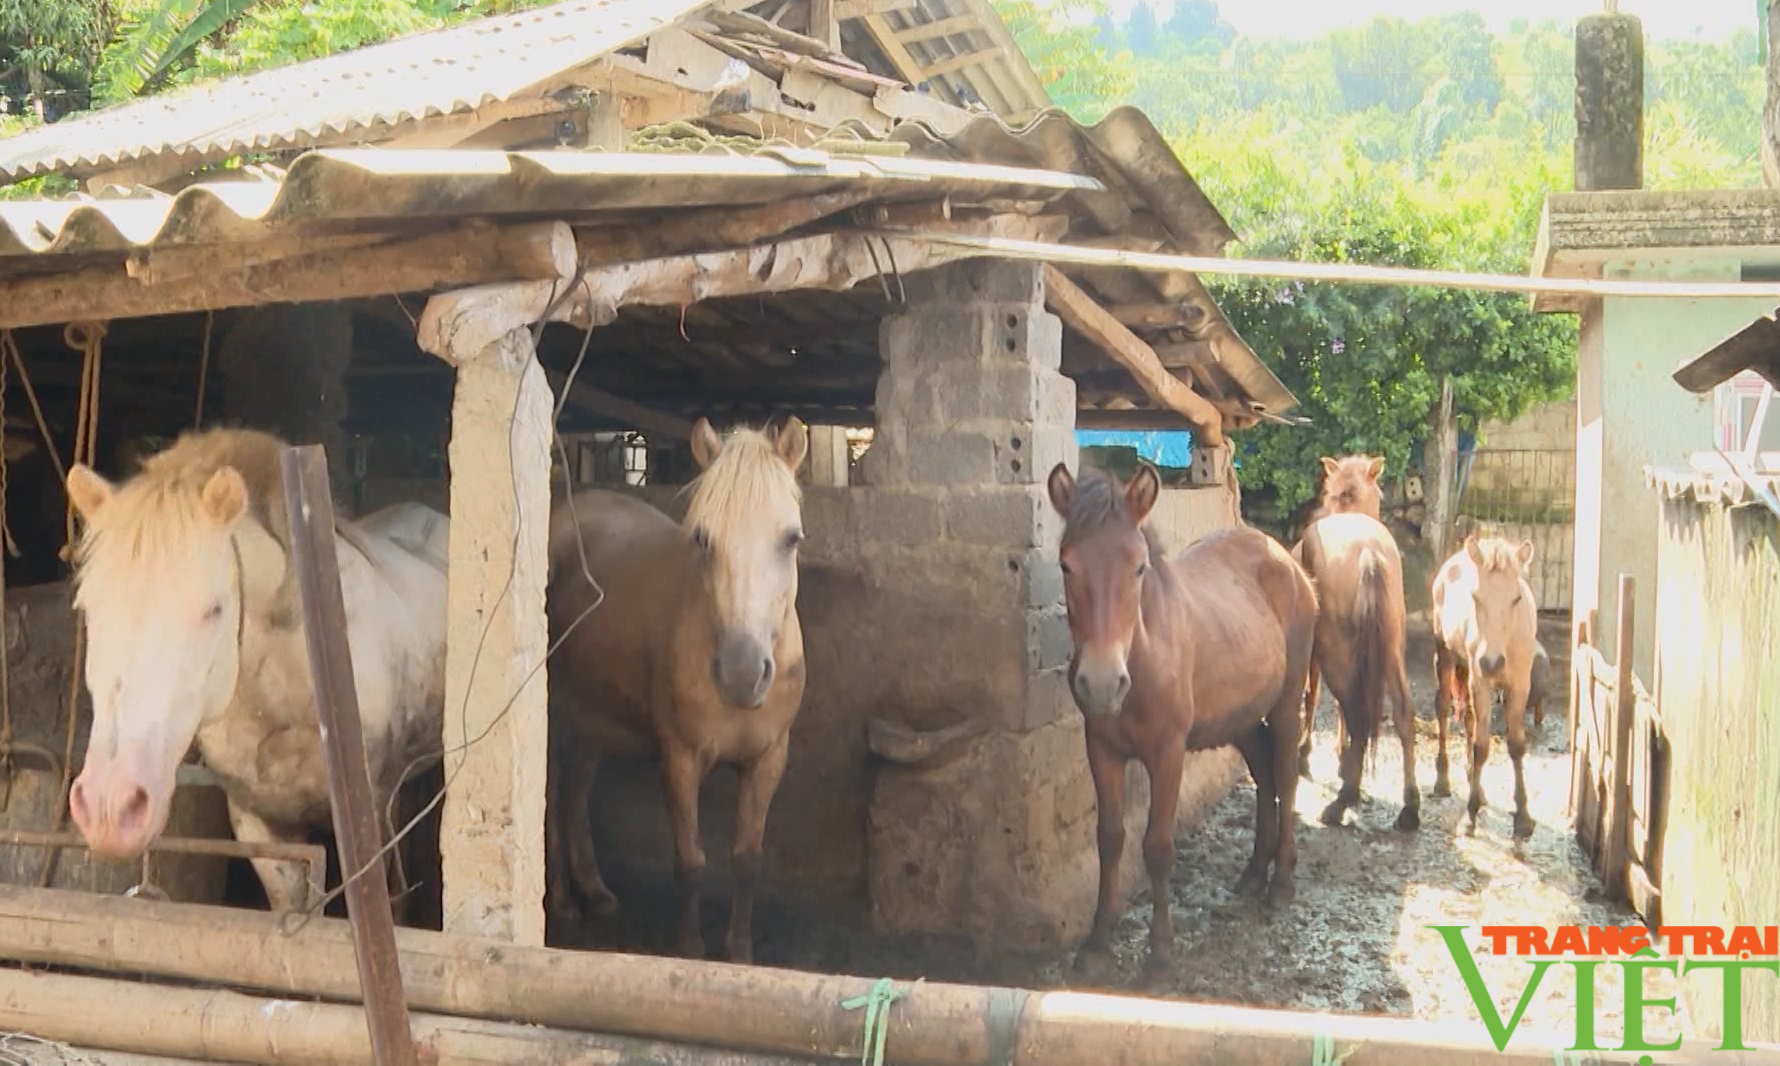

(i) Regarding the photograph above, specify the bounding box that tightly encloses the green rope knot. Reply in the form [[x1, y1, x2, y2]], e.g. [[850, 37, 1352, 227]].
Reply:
[[1311, 1022, 1360, 1066], [840, 976, 923, 1066]]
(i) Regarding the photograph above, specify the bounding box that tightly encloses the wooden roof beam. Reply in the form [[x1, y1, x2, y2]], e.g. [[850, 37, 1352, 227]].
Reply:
[[922, 46, 1003, 81], [860, 14, 931, 87], [835, 0, 916, 18], [1041, 265, 1226, 444], [897, 15, 979, 43]]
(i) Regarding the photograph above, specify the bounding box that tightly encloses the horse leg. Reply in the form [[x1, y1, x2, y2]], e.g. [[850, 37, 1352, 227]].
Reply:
[[660, 740, 716, 959], [1231, 727, 1276, 900], [1072, 730, 1126, 984], [564, 755, 619, 917], [1390, 654, 1421, 833], [1139, 740, 1186, 979], [1432, 643, 1455, 798], [226, 800, 314, 914], [1318, 692, 1363, 828], [1297, 655, 1320, 780], [1503, 679, 1536, 839], [1465, 675, 1493, 835], [1267, 707, 1301, 908], [725, 735, 790, 965]]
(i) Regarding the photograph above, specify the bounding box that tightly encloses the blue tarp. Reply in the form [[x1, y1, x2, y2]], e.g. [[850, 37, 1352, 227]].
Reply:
[[1075, 429, 1194, 467]]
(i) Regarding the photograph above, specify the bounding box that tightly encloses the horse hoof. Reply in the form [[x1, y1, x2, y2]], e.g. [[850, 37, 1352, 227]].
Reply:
[[1431, 779, 1452, 799], [1395, 806, 1421, 833], [1233, 868, 1267, 899], [1297, 756, 1313, 781], [1142, 951, 1172, 982], [1266, 877, 1296, 909], [1513, 813, 1536, 840], [1318, 800, 1347, 827], [1072, 947, 1116, 985]]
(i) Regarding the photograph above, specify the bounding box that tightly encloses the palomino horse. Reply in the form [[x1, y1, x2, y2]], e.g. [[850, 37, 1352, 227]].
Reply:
[[1048, 461, 1317, 980], [1431, 533, 1540, 838], [1293, 455, 1419, 831], [546, 417, 808, 963], [64, 428, 450, 912]]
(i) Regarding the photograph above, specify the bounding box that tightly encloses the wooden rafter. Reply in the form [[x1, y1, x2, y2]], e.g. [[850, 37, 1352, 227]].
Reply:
[[897, 15, 978, 44], [1041, 265, 1226, 444], [922, 46, 1003, 81]]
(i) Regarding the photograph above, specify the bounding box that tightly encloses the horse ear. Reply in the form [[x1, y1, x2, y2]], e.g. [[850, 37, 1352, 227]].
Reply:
[[1046, 462, 1075, 516], [1319, 456, 1338, 479], [1463, 532, 1483, 566], [200, 467, 249, 528], [66, 464, 114, 521], [1365, 456, 1384, 481], [1126, 462, 1161, 523], [774, 416, 809, 472], [690, 419, 722, 471], [1516, 538, 1535, 568]]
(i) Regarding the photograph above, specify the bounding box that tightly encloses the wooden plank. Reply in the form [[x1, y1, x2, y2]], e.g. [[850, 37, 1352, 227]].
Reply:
[[807, 0, 840, 51], [0, 221, 576, 331], [862, 13, 930, 86], [280, 445, 417, 1066], [1604, 573, 1637, 903], [922, 46, 1003, 80], [5, 886, 1780, 1065], [897, 15, 978, 43], [1041, 265, 1226, 444], [835, 0, 916, 18], [1108, 301, 1208, 331]]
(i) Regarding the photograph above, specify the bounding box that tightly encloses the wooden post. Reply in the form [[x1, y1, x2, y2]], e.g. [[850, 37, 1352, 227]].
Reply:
[[1604, 575, 1636, 902], [1574, 11, 1644, 192], [418, 290, 556, 946], [281, 445, 417, 1066], [806, 425, 850, 486], [1423, 376, 1456, 562]]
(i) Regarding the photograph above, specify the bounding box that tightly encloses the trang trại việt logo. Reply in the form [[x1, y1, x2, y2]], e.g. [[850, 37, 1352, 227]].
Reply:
[[1433, 924, 1780, 1060]]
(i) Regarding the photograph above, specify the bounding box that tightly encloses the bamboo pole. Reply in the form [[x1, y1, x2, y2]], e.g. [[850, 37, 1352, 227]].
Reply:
[[0, 886, 1774, 1065], [888, 231, 1780, 300], [0, 968, 819, 1065]]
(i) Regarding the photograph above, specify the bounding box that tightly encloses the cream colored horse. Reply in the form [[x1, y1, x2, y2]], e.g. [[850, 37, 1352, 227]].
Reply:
[[546, 417, 808, 963], [65, 428, 450, 912], [1431, 533, 1539, 839]]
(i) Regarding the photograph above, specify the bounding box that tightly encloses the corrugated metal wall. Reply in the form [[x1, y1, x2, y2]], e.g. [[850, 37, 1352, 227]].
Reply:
[[1653, 494, 1780, 1044]]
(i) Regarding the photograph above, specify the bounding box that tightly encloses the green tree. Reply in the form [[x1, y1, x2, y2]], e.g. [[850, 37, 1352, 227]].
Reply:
[[992, 0, 1132, 122]]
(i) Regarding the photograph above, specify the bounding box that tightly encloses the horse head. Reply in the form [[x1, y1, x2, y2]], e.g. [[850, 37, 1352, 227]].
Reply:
[[1318, 454, 1385, 520], [684, 416, 808, 709], [64, 429, 293, 859], [1047, 461, 1160, 718], [1463, 532, 1535, 680]]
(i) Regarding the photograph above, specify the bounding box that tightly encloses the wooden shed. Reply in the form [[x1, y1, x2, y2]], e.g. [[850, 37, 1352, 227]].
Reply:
[[0, 0, 1299, 996]]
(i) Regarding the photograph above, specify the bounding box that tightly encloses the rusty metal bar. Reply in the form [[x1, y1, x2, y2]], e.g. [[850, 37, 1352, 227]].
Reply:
[[0, 829, 328, 906], [281, 444, 416, 1066]]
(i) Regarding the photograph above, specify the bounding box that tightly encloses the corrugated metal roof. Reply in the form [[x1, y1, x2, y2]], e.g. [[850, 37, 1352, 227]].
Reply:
[[0, 145, 1100, 261], [1648, 456, 1780, 510], [0, 0, 709, 184]]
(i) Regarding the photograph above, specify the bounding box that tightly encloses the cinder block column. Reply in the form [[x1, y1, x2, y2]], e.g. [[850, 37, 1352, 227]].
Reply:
[[862, 259, 1098, 949]]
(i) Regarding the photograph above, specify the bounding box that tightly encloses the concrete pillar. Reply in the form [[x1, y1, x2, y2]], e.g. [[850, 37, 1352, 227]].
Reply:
[[416, 289, 556, 946], [1574, 12, 1644, 192], [806, 426, 851, 487], [218, 302, 355, 501]]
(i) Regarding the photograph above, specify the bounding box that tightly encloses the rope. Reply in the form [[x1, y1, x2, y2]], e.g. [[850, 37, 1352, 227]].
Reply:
[[871, 230, 1780, 301], [1309, 1020, 1358, 1065], [37, 321, 104, 889], [838, 976, 922, 1066]]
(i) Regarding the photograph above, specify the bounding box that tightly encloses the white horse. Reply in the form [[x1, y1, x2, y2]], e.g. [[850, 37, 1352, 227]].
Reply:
[[64, 427, 450, 913]]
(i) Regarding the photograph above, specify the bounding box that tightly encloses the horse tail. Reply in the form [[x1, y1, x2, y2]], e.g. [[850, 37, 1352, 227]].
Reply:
[[1348, 546, 1391, 783]]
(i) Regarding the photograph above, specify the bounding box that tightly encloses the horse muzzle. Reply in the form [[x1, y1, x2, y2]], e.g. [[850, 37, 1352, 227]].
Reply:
[[712, 632, 775, 709], [1070, 656, 1131, 718], [69, 767, 165, 860]]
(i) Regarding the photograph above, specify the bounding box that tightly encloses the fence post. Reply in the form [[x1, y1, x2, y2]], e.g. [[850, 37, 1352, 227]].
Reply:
[[1604, 575, 1636, 903], [281, 444, 417, 1066]]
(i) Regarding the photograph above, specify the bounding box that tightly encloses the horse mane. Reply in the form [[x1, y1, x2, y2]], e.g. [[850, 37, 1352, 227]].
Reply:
[[72, 427, 315, 622], [1062, 465, 1164, 557], [682, 425, 803, 540], [1469, 537, 1525, 575]]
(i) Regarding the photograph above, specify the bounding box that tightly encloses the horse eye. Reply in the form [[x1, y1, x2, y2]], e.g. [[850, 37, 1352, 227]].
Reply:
[[1059, 559, 1072, 576], [782, 530, 804, 553], [1135, 561, 1148, 578]]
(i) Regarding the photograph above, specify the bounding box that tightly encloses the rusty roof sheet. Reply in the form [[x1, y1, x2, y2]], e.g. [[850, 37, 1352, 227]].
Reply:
[[0, 145, 1101, 261], [0, 0, 709, 184]]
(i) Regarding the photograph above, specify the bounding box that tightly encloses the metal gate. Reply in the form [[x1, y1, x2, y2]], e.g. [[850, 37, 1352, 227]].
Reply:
[[1452, 446, 1575, 611]]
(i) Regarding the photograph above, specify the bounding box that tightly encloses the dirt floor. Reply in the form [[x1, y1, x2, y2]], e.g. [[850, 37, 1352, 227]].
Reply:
[[583, 615, 1681, 1047]]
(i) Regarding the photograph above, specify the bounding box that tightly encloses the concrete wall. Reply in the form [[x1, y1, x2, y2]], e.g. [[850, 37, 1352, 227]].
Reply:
[[1652, 491, 1780, 1044], [1576, 255, 1774, 679]]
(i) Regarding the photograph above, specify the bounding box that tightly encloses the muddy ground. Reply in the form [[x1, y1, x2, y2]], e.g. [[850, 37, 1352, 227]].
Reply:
[[584, 616, 1680, 1046]]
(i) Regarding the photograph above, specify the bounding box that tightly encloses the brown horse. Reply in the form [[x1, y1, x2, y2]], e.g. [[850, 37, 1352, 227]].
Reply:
[[1431, 533, 1540, 839], [1292, 455, 1419, 831], [545, 417, 809, 962], [1048, 461, 1317, 980]]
